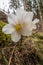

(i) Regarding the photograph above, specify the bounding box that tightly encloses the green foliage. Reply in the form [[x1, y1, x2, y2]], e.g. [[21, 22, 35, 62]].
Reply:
[[33, 33, 43, 39], [1, 50, 8, 65], [0, 20, 12, 47], [31, 32, 43, 65], [32, 33, 43, 43]]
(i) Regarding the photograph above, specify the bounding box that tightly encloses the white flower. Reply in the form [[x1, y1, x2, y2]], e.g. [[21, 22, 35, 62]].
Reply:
[[2, 8, 39, 42]]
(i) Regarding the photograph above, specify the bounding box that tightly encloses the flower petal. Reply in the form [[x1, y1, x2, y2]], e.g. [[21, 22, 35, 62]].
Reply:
[[33, 18, 39, 24], [2, 24, 14, 34], [8, 14, 18, 25], [32, 24, 36, 29], [31, 18, 39, 29], [22, 29, 32, 36], [11, 31, 21, 42], [23, 12, 34, 23], [16, 8, 26, 21], [16, 8, 33, 23], [21, 24, 32, 36]]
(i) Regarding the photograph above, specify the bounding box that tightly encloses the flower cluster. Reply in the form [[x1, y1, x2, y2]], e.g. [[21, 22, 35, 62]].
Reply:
[[2, 9, 39, 42]]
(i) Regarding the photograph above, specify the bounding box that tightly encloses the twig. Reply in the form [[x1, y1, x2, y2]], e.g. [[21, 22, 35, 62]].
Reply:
[[8, 46, 15, 65], [0, 8, 8, 15], [1, 46, 15, 50]]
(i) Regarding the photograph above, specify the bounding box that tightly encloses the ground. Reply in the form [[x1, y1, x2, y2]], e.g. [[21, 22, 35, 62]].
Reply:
[[0, 12, 43, 65]]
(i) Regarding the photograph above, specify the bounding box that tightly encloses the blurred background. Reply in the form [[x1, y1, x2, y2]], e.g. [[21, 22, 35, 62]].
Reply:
[[0, 0, 43, 21]]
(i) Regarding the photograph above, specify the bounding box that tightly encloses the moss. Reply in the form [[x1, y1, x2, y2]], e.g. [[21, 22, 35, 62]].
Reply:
[[0, 20, 12, 47], [33, 33, 43, 39]]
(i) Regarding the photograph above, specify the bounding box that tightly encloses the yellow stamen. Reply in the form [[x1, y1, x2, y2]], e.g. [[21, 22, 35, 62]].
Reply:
[[15, 24, 22, 32]]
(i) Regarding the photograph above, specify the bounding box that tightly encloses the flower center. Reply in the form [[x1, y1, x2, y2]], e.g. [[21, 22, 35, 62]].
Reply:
[[15, 24, 22, 32]]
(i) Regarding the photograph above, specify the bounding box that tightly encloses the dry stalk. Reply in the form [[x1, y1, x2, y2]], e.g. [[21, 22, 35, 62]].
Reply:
[[1, 46, 15, 50], [8, 46, 15, 65]]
